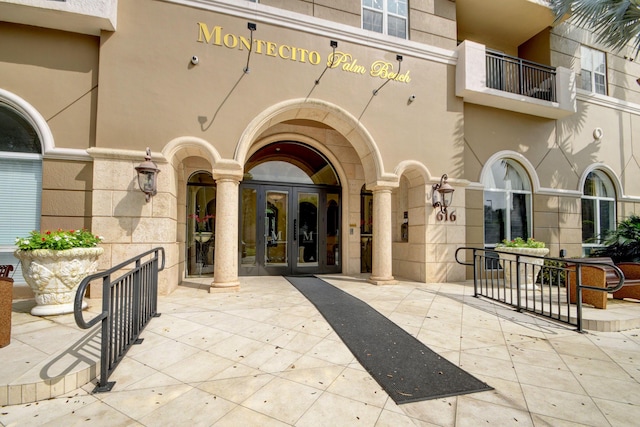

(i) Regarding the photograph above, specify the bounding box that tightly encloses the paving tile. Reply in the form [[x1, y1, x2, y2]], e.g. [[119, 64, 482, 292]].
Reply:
[[240, 377, 322, 424], [295, 391, 383, 426], [4, 276, 640, 426]]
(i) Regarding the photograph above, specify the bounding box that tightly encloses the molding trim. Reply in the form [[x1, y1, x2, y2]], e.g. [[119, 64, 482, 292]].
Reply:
[[577, 89, 640, 116], [161, 0, 457, 66]]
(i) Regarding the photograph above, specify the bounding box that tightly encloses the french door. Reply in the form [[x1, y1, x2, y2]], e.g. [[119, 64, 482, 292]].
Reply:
[[239, 183, 340, 276]]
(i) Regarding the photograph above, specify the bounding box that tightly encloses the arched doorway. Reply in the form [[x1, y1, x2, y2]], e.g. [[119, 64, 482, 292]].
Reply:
[[239, 142, 341, 275]]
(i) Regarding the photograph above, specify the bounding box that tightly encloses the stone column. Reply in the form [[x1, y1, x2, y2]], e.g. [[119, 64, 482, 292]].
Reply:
[[211, 166, 242, 291], [369, 186, 397, 285]]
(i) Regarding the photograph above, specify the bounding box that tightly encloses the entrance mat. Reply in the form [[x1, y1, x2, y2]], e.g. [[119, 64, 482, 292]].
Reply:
[[285, 276, 492, 404]]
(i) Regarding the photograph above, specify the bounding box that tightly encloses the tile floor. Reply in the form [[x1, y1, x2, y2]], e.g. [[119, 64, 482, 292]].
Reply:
[[2, 275, 640, 426]]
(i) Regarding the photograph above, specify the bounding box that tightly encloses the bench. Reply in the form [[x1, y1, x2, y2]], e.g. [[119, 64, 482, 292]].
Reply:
[[567, 257, 640, 309]]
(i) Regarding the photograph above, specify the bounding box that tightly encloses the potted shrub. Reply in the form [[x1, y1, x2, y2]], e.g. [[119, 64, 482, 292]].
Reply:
[[14, 229, 103, 316], [495, 237, 549, 289]]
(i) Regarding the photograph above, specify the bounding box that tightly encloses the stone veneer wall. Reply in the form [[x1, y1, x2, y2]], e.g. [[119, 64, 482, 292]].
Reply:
[[90, 152, 179, 296]]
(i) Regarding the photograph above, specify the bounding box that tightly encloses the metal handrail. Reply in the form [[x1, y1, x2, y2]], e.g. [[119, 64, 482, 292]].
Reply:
[[485, 51, 557, 102], [74, 247, 165, 392], [455, 247, 625, 332]]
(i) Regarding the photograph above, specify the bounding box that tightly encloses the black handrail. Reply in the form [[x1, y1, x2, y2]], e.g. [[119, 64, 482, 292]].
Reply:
[[74, 247, 165, 392], [455, 247, 624, 332], [485, 51, 557, 102]]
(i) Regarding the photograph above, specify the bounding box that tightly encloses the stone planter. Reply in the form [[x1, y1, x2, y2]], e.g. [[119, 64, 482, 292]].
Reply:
[[14, 247, 104, 316], [496, 247, 549, 289]]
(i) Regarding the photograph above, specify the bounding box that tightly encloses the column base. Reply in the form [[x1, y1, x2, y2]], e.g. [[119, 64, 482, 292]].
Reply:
[[209, 281, 240, 293], [368, 276, 398, 286]]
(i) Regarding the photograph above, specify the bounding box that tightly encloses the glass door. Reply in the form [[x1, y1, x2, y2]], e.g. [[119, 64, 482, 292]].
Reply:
[[239, 183, 340, 276]]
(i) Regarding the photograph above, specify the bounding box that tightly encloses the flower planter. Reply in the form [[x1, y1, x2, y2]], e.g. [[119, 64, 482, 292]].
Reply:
[[14, 247, 104, 316], [496, 247, 549, 289]]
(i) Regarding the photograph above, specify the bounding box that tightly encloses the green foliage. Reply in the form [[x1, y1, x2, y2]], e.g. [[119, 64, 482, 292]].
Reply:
[[537, 259, 567, 286], [496, 237, 546, 248], [15, 229, 102, 251], [591, 214, 640, 262], [550, 0, 640, 55]]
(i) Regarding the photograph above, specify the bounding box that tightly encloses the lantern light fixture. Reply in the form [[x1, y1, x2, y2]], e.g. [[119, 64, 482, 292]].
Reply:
[[135, 147, 160, 202], [432, 174, 455, 221]]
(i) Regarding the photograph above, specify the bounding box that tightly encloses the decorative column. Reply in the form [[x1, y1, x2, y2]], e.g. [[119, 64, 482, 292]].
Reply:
[[211, 165, 243, 291], [369, 186, 397, 285]]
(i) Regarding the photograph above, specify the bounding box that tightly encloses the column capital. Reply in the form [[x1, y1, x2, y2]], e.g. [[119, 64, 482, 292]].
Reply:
[[368, 183, 398, 193], [212, 159, 243, 182]]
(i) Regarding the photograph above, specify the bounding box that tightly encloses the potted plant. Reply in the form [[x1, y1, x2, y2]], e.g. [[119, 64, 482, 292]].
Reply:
[[189, 213, 214, 243], [14, 229, 103, 316], [495, 237, 549, 289]]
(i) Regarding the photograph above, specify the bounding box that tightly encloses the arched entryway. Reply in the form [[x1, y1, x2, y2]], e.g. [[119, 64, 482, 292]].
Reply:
[[239, 141, 341, 275]]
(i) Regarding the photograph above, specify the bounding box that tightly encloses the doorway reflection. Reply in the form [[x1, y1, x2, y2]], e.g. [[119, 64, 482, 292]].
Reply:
[[187, 172, 216, 277]]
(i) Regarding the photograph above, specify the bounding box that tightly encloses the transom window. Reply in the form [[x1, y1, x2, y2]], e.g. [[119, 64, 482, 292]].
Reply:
[[483, 159, 532, 247], [362, 0, 408, 39], [582, 170, 615, 255], [581, 46, 607, 95]]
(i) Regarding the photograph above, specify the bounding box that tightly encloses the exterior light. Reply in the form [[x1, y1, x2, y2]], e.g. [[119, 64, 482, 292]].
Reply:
[[135, 147, 160, 202], [432, 174, 455, 221]]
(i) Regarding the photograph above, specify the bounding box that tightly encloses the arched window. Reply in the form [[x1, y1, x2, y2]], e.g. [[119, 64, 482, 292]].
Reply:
[[582, 170, 616, 255], [483, 159, 532, 246], [0, 102, 43, 283]]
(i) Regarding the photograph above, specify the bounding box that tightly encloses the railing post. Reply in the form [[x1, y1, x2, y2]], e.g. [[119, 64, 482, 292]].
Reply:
[[575, 266, 583, 332], [96, 275, 115, 392]]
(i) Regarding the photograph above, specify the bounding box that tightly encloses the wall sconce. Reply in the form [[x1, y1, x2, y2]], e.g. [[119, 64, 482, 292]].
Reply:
[[432, 174, 455, 221], [135, 147, 160, 202]]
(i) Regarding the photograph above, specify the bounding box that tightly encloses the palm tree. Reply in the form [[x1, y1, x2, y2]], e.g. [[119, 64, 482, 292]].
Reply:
[[550, 0, 640, 55]]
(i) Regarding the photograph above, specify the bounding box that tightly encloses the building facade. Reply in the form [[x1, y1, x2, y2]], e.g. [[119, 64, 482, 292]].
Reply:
[[2, 0, 640, 297]]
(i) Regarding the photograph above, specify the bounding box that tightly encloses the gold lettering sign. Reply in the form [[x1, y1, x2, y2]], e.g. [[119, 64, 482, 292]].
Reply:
[[196, 23, 411, 84]]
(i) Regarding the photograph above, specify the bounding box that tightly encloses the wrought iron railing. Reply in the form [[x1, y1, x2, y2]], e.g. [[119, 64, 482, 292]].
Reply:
[[74, 247, 165, 392], [455, 248, 625, 332], [486, 51, 557, 102]]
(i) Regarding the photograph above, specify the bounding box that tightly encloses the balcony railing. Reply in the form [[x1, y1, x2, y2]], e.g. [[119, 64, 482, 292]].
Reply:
[[486, 51, 557, 102]]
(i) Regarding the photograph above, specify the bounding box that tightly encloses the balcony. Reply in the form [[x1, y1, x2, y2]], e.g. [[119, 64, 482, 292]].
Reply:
[[0, 0, 117, 35], [456, 41, 576, 119]]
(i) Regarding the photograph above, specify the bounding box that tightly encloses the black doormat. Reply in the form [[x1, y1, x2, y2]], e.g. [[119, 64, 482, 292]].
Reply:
[[285, 276, 492, 404]]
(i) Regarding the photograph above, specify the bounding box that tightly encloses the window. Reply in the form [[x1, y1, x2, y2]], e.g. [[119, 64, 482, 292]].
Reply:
[[582, 170, 615, 255], [362, 0, 408, 39], [483, 159, 532, 247], [581, 46, 607, 95], [0, 102, 42, 284]]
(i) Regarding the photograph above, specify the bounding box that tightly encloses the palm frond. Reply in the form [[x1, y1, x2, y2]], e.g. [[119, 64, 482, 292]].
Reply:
[[550, 0, 640, 54]]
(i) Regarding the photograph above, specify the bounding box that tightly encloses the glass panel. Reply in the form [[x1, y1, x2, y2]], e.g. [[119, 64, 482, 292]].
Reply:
[[0, 158, 41, 285], [244, 142, 339, 185], [361, 189, 373, 235], [265, 191, 288, 266], [387, 16, 407, 39], [388, 0, 407, 16], [581, 70, 593, 92], [187, 182, 216, 276], [364, 0, 383, 11], [594, 73, 606, 95], [594, 50, 606, 74], [361, 186, 373, 273], [582, 198, 596, 243], [484, 191, 506, 245], [599, 200, 615, 240], [298, 192, 318, 266], [487, 160, 531, 191], [326, 193, 340, 266], [363, 9, 383, 33], [241, 188, 257, 266], [0, 105, 41, 153], [510, 193, 530, 240]]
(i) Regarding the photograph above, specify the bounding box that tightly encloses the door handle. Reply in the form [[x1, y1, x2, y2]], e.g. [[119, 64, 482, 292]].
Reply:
[[293, 219, 297, 241]]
